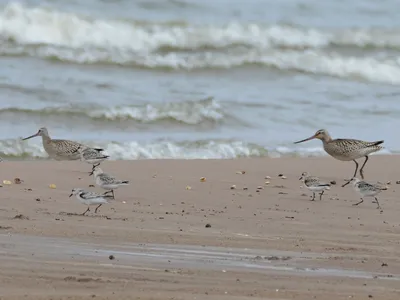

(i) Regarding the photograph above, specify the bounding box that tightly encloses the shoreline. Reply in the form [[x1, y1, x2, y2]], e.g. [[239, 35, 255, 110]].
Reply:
[[0, 157, 399, 299]]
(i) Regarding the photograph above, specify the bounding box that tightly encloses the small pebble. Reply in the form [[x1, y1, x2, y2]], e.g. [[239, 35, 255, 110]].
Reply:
[[280, 176, 287, 179], [264, 181, 270, 185], [243, 187, 248, 190], [200, 177, 206, 182], [14, 178, 23, 184], [257, 186, 263, 190], [330, 180, 336, 185], [230, 185, 236, 190], [265, 176, 271, 179], [278, 174, 284, 177], [396, 180, 400, 184], [205, 223, 211, 228], [109, 255, 115, 260]]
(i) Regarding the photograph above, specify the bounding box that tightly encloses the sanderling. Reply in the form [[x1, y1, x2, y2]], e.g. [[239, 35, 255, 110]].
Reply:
[[299, 172, 331, 201], [89, 166, 129, 199], [79, 147, 110, 169], [69, 188, 114, 215], [349, 177, 387, 209]]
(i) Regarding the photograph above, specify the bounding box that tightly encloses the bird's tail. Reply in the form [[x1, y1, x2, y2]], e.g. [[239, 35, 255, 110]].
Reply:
[[318, 184, 331, 190], [121, 180, 129, 185]]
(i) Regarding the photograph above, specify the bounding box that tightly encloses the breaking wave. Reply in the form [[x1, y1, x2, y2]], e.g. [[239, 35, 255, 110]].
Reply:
[[0, 97, 225, 125], [2, 3, 400, 84]]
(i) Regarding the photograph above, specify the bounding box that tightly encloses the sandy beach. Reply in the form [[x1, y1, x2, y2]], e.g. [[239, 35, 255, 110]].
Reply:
[[0, 156, 399, 299]]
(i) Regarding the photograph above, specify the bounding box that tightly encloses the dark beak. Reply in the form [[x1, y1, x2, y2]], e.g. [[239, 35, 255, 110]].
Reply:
[[299, 176, 303, 180], [89, 171, 94, 176], [69, 193, 73, 197], [22, 132, 40, 141], [294, 135, 316, 144]]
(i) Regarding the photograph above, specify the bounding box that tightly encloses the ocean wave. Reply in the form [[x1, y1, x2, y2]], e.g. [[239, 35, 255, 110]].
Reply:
[[3, 3, 400, 84], [3, 3, 400, 53], [0, 138, 392, 160], [0, 138, 268, 160], [0, 97, 224, 125], [2, 42, 400, 84]]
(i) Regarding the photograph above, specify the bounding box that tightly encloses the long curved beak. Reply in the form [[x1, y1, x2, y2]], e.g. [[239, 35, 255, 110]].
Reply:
[[69, 193, 73, 197], [22, 132, 39, 141], [294, 135, 316, 144]]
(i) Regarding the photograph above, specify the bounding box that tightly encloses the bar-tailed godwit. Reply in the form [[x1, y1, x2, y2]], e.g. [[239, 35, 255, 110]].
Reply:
[[299, 172, 331, 201], [22, 127, 103, 161], [89, 166, 129, 199], [69, 188, 113, 215], [294, 129, 383, 187], [349, 178, 387, 209]]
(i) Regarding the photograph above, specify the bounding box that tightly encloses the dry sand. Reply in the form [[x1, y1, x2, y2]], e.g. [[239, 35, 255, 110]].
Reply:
[[0, 156, 399, 299]]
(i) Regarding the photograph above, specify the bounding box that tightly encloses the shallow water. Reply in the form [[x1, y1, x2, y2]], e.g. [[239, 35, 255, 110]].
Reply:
[[0, 234, 398, 280], [1, 1, 400, 159]]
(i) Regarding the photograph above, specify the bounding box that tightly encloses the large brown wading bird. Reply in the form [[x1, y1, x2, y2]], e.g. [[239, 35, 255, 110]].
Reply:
[[294, 129, 383, 187]]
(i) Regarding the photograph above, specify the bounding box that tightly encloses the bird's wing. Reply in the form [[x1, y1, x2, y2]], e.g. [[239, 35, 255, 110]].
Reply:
[[98, 173, 117, 184], [305, 176, 330, 187]]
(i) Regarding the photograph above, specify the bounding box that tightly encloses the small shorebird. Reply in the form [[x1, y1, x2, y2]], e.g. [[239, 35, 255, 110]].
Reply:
[[299, 172, 331, 201], [22, 127, 103, 161], [69, 188, 114, 215], [89, 166, 129, 199], [349, 178, 387, 209], [80, 147, 110, 169], [294, 129, 383, 187]]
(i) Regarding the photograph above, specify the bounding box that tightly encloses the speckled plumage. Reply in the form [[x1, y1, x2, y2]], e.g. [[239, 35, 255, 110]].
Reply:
[[295, 129, 384, 186], [299, 172, 331, 201], [349, 177, 387, 209], [80, 147, 109, 165], [22, 127, 103, 161], [90, 166, 129, 200], [322, 138, 383, 161]]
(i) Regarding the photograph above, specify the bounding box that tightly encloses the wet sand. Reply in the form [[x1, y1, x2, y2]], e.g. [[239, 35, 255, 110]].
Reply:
[[0, 157, 400, 299]]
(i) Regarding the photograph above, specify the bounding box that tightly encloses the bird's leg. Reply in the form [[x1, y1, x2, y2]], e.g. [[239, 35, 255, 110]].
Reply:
[[95, 204, 102, 213], [353, 198, 364, 206], [374, 197, 381, 210], [311, 192, 315, 201], [319, 190, 324, 201], [103, 190, 113, 196], [342, 160, 359, 187], [82, 207, 90, 216], [359, 156, 369, 180]]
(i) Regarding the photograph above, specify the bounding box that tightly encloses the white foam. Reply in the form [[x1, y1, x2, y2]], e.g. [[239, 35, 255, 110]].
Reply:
[[88, 98, 223, 124], [2, 3, 400, 84], [0, 98, 224, 124], [1, 139, 267, 160], [3, 3, 400, 51], [0, 138, 393, 160]]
